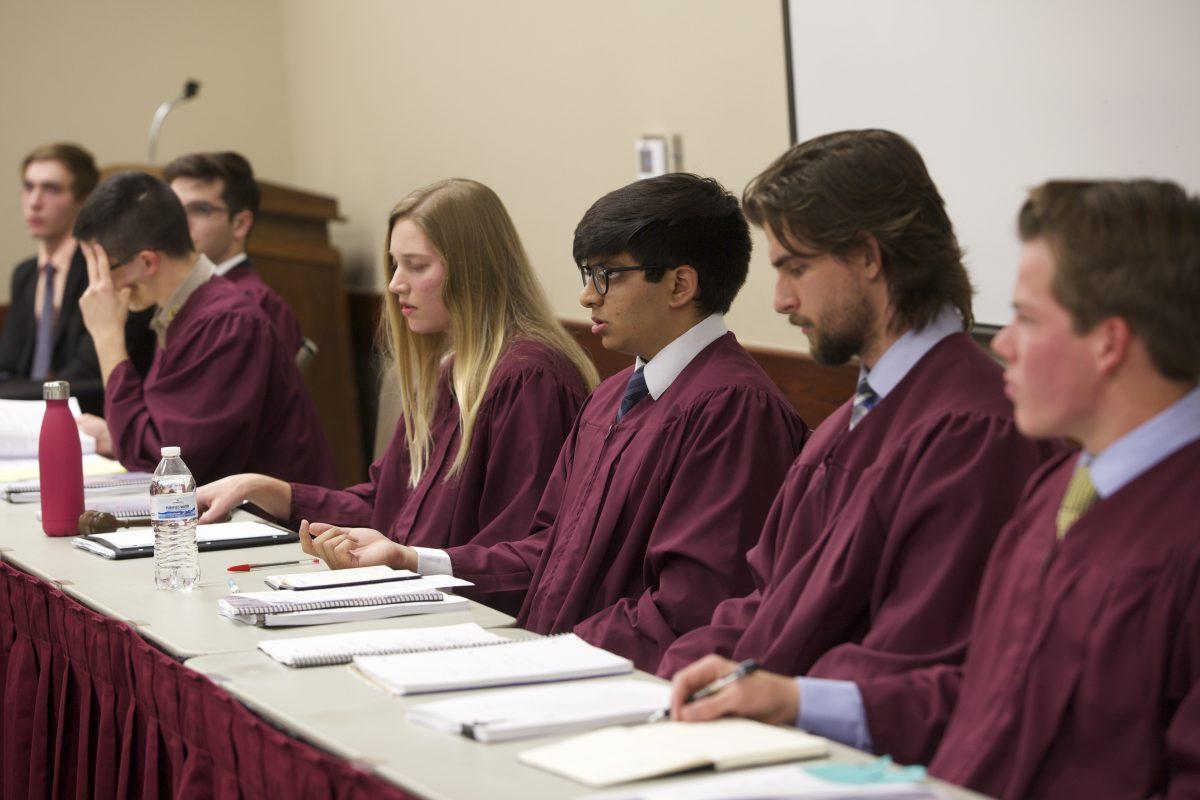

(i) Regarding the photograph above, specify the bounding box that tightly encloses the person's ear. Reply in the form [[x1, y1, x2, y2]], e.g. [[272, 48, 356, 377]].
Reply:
[[230, 209, 254, 242], [1091, 316, 1132, 378], [667, 265, 699, 309], [857, 233, 884, 281], [137, 249, 161, 279]]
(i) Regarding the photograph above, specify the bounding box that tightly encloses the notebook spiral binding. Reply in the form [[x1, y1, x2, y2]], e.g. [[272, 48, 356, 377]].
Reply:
[[296, 631, 565, 668], [223, 589, 445, 618]]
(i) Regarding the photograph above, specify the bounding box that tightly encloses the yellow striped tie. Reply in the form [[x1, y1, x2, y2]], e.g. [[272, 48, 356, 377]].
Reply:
[[1055, 463, 1098, 540]]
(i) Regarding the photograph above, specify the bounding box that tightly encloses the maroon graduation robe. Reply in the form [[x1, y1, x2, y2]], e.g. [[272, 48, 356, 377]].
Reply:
[[105, 276, 336, 487], [657, 334, 1059, 683], [858, 441, 1200, 799], [289, 341, 588, 612], [223, 258, 305, 355], [446, 332, 809, 672]]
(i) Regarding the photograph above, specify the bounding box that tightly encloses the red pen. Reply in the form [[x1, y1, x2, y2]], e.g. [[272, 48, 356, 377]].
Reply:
[[227, 558, 320, 572]]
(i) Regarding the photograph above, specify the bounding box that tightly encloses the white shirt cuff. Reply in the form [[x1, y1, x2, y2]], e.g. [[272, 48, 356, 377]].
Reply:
[[411, 546, 454, 576]]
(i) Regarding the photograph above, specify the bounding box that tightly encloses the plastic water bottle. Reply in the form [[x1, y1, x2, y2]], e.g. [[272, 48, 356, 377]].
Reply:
[[39, 380, 84, 536], [150, 446, 200, 591]]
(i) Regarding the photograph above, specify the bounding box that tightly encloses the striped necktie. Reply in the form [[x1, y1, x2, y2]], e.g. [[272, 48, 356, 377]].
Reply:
[[1055, 462, 1098, 540], [616, 366, 649, 421], [849, 375, 880, 430], [31, 263, 57, 380]]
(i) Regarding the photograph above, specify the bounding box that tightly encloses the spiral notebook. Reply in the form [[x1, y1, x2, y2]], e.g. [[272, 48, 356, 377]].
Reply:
[[352, 633, 632, 695], [219, 578, 469, 627], [258, 622, 510, 667], [4, 471, 152, 503]]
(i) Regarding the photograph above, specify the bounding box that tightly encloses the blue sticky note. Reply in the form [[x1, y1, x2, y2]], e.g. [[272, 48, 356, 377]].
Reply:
[[804, 756, 927, 785]]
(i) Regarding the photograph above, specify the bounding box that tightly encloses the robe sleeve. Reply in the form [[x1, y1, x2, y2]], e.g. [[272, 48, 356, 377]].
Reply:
[[1163, 555, 1200, 799], [288, 454, 383, 529], [444, 379, 585, 596], [855, 663, 964, 764], [573, 387, 806, 674], [463, 364, 584, 549], [104, 312, 272, 480], [806, 414, 1057, 683]]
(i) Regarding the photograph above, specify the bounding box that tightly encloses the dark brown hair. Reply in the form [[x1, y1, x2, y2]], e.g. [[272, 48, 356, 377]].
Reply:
[[163, 151, 260, 219], [21, 142, 99, 201], [1019, 180, 1200, 382], [73, 171, 193, 260], [744, 129, 973, 331]]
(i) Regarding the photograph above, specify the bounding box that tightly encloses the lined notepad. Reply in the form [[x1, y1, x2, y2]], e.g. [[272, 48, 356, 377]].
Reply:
[[263, 565, 421, 591], [259, 622, 509, 667], [352, 633, 632, 695], [408, 679, 671, 742], [518, 719, 829, 787]]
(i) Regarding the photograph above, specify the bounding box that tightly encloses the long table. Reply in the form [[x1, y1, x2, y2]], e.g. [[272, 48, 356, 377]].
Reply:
[[0, 493, 988, 799]]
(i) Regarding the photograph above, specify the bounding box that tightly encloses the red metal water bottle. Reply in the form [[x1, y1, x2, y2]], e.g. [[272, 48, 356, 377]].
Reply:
[[39, 380, 84, 536]]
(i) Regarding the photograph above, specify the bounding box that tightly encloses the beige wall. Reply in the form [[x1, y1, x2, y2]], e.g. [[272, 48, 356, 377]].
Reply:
[[3, 0, 809, 351], [0, 0, 294, 300], [280, 0, 803, 350]]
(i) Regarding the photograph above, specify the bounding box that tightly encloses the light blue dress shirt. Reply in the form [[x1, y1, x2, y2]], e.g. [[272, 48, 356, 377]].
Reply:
[[792, 305, 962, 750], [795, 380, 1200, 753]]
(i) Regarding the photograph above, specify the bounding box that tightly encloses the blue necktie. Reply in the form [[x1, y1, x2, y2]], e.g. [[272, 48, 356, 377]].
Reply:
[[849, 375, 880, 430], [616, 366, 649, 421], [31, 263, 57, 380]]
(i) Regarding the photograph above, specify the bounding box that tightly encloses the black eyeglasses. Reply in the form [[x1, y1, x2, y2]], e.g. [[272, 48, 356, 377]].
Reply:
[[578, 263, 669, 295]]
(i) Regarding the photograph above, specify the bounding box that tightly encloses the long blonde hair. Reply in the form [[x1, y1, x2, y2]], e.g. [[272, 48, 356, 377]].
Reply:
[[383, 179, 598, 486]]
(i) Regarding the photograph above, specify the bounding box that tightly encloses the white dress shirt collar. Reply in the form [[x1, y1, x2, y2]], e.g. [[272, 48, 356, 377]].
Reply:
[[213, 252, 248, 277], [636, 314, 728, 400]]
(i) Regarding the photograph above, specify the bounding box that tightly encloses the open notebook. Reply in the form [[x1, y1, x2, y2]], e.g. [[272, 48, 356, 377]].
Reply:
[[518, 719, 829, 788], [220, 574, 472, 627], [408, 678, 671, 743], [582, 763, 938, 800], [352, 633, 632, 695]]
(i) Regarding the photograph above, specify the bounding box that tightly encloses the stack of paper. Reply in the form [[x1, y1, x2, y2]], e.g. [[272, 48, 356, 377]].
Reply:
[[518, 719, 829, 787], [408, 678, 671, 742], [259, 622, 508, 667], [6, 471, 151, 503], [353, 633, 632, 695], [219, 574, 472, 627]]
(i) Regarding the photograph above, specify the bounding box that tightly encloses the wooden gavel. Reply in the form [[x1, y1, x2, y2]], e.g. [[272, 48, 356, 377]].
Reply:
[[77, 509, 152, 535]]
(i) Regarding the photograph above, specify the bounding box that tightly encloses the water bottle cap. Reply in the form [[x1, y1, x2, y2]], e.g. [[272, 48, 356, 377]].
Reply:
[[160, 446, 181, 457], [42, 381, 70, 401]]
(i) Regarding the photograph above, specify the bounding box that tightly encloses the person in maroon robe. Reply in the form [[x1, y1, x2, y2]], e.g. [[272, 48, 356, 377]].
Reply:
[[197, 179, 596, 612], [661, 130, 1056, 712], [72, 170, 335, 487], [304, 174, 809, 672], [669, 180, 1200, 800], [165, 151, 304, 354]]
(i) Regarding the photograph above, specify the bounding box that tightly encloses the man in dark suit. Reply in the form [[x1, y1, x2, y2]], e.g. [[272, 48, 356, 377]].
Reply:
[[0, 144, 153, 414]]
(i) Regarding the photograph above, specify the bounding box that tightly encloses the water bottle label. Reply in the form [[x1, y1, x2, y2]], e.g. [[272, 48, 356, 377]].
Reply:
[[151, 492, 198, 522]]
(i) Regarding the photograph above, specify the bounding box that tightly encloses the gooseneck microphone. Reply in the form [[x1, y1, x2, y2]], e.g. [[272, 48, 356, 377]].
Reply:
[[147, 79, 201, 165]]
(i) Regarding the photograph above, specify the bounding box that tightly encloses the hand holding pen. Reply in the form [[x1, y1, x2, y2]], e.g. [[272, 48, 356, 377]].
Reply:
[[664, 655, 800, 726]]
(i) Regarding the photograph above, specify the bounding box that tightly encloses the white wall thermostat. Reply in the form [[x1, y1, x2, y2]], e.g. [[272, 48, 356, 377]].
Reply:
[[635, 135, 671, 179]]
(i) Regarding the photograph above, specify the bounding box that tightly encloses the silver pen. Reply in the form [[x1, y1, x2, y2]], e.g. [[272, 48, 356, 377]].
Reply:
[[646, 659, 761, 723]]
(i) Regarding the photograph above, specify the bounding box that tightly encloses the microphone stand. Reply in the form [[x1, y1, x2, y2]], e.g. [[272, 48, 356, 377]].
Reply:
[[147, 79, 201, 165]]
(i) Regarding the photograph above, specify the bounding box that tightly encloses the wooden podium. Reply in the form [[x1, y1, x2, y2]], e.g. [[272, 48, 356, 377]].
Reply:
[[103, 165, 365, 486]]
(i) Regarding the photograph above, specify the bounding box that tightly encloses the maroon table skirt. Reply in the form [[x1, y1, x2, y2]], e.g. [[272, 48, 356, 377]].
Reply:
[[0, 561, 420, 800]]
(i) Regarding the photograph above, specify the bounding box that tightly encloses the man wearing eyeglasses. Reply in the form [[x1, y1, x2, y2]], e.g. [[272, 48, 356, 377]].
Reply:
[[71, 170, 335, 487], [164, 152, 303, 354], [302, 173, 809, 673]]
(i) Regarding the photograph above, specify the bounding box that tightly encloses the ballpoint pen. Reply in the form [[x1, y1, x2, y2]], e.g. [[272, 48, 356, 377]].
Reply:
[[646, 659, 761, 723]]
